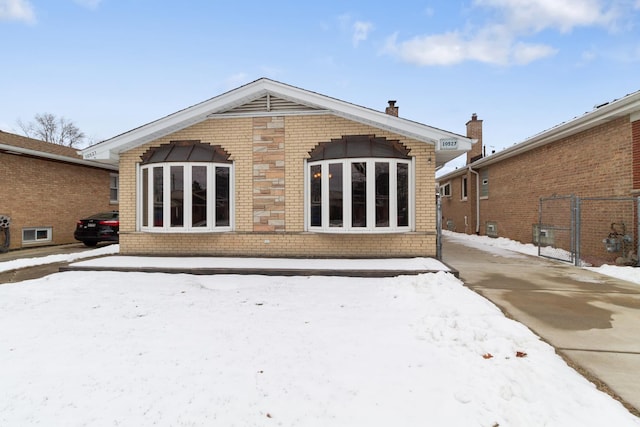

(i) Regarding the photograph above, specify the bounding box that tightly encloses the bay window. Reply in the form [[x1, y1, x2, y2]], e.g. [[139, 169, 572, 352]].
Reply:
[[306, 135, 413, 232], [139, 141, 233, 232]]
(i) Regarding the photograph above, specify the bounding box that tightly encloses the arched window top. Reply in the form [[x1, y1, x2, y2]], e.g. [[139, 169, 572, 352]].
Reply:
[[308, 135, 411, 161], [141, 140, 231, 165]]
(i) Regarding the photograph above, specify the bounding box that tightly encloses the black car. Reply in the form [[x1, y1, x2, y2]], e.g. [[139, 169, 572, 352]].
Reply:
[[74, 211, 119, 247]]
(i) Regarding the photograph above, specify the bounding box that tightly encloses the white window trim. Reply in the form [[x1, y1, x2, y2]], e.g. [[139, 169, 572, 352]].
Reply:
[[22, 227, 52, 244], [461, 176, 468, 201], [137, 162, 234, 232], [305, 157, 414, 233], [440, 181, 451, 197], [110, 173, 119, 204]]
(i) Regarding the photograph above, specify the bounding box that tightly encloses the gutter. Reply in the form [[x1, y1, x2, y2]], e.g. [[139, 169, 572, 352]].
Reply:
[[468, 165, 480, 234]]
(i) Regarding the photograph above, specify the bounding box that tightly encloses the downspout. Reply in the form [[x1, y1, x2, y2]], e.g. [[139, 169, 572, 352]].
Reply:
[[468, 165, 480, 234]]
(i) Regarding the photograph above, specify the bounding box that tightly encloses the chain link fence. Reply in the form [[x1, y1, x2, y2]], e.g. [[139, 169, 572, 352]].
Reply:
[[538, 195, 639, 266]]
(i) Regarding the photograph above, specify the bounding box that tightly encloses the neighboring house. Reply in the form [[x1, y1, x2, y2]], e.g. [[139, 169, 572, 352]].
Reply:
[[0, 130, 119, 251], [81, 78, 474, 258], [438, 91, 640, 266]]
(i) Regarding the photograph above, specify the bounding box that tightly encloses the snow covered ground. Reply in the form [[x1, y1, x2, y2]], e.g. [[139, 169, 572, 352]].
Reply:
[[0, 237, 639, 426]]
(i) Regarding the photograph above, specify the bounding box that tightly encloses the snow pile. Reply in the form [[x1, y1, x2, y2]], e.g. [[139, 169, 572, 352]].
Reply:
[[0, 244, 119, 273], [71, 254, 449, 272], [443, 230, 539, 257], [0, 271, 638, 426]]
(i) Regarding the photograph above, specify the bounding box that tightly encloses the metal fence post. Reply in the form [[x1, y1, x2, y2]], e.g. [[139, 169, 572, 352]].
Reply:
[[637, 196, 640, 267], [436, 193, 442, 260], [574, 196, 581, 266]]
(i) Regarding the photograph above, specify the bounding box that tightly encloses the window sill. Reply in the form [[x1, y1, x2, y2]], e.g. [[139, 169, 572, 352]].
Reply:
[[139, 228, 233, 233], [305, 229, 414, 234]]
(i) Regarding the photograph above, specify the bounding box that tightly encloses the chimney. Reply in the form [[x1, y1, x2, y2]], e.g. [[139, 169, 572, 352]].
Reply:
[[385, 100, 399, 117], [466, 113, 483, 165]]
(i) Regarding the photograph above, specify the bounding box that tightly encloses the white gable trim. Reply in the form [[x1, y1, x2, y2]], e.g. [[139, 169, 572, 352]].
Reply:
[[81, 78, 474, 166]]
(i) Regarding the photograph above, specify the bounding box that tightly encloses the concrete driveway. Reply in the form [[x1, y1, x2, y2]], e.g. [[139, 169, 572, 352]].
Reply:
[[0, 243, 106, 284], [442, 235, 640, 416]]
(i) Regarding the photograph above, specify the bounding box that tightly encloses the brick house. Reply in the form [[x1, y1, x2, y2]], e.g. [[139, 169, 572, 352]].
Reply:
[[0, 130, 118, 251], [438, 90, 640, 266], [81, 78, 474, 257]]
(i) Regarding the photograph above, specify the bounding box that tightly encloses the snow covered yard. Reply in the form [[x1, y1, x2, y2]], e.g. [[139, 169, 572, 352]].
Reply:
[[1, 267, 639, 426]]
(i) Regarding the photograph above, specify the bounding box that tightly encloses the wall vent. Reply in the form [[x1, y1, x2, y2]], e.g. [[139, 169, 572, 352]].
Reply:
[[486, 221, 498, 238]]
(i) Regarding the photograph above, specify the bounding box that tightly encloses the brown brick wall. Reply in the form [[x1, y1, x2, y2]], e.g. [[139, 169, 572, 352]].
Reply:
[[0, 153, 116, 249], [441, 115, 635, 264], [118, 114, 437, 257], [633, 117, 640, 190], [466, 114, 483, 164]]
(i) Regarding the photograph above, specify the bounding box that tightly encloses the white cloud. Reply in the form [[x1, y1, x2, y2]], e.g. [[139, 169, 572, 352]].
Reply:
[[0, 0, 35, 24], [383, 25, 557, 66], [474, 0, 618, 33], [352, 21, 373, 47], [511, 41, 558, 64], [74, 0, 102, 10], [383, 0, 629, 66]]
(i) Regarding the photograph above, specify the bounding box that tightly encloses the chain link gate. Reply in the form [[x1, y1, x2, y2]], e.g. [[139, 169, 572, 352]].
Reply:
[[537, 195, 576, 264], [538, 195, 640, 266]]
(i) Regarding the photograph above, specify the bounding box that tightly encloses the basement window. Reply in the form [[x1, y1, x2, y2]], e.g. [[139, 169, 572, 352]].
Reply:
[[22, 227, 52, 244]]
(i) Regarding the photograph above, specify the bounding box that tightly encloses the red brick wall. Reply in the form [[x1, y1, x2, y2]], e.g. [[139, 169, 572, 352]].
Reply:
[[633, 118, 640, 190], [441, 115, 635, 264], [0, 153, 116, 249]]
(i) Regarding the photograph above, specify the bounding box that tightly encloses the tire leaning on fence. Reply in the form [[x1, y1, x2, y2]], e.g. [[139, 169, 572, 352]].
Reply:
[[0, 215, 11, 253]]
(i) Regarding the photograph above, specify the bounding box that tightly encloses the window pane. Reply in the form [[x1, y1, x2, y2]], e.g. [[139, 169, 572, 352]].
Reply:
[[36, 229, 48, 240], [192, 166, 207, 227], [170, 166, 184, 227], [23, 229, 35, 241], [110, 174, 119, 202], [375, 162, 389, 227], [215, 167, 230, 227], [329, 163, 343, 227], [351, 162, 367, 227], [397, 163, 409, 227], [142, 168, 149, 227], [153, 167, 163, 227], [310, 165, 322, 226]]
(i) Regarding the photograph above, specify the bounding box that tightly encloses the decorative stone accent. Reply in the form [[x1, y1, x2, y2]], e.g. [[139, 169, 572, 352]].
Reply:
[[253, 117, 285, 232]]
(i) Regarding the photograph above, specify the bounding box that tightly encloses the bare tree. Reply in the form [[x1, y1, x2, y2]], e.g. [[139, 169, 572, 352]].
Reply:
[[17, 113, 86, 148]]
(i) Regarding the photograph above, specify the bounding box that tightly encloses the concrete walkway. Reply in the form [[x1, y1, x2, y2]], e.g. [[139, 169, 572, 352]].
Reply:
[[442, 235, 640, 416]]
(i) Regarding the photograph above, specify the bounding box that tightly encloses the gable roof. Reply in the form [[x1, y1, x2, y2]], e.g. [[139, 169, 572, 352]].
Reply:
[[0, 130, 117, 171], [438, 88, 640, 181], [81, 78, 475, 168]]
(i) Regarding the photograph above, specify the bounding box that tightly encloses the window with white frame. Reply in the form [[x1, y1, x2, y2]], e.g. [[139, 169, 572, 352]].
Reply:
[[23, 227, 52, 244], [110, 173, 119, 203], [480, 169, 489, 198], [462, 176, 468, 200], [440, 181, 451, 197], [307, 135, 413, 233], [139, 141, 233, 232]]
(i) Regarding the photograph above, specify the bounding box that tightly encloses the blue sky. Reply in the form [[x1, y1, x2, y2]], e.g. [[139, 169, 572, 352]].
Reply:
[[1, 0, 639, 172]]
